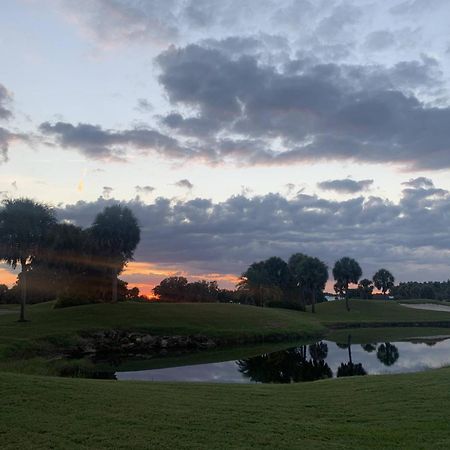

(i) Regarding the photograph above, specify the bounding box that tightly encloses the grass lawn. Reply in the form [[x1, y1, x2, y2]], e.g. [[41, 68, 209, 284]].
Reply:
[[0, 301, 325, 340], [1, 368, 450, 449], [396, 298, 450, 305], [311, 299, 450, 325], [1, 301, 450, 448]]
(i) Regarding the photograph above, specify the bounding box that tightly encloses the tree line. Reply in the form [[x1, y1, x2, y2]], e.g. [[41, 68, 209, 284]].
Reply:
[[152, 254, 396, 312], [0, 198, 141, 320]]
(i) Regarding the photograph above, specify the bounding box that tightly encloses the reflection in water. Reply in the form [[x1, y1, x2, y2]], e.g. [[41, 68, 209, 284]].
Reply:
[[361, 343, 377, 353], [335, 335, 367, 378], [309, 342, 328, 361], [237, 346, 332, 383], [376, 343, 399, 366], [115, 336, 450, 383]]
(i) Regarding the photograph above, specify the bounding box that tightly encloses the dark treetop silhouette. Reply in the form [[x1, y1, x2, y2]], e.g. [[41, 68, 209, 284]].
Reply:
[[0, 198, 56, 321], [332, 257, 362, 311]]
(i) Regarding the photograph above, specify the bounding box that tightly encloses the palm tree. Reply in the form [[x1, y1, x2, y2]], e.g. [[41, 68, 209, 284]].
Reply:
[[90, 205, 140, 302], [289, 253, 328, 313], [0, 198, 56, 321], [376, 343, 399, 366], [373, 269, 395, 297], [332, 257, 362, 311]]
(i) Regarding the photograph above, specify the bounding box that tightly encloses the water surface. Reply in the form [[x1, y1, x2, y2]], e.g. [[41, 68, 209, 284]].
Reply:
[[116, 336, 450, 383]]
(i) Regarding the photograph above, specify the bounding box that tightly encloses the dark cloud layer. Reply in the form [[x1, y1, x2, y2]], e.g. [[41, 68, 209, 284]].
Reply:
[[156, 43, 449, 170], [318, 179, 373, 194], [39, 122, 189, 162], [58, 180, 450, 283], [0, 84, 12, 120]]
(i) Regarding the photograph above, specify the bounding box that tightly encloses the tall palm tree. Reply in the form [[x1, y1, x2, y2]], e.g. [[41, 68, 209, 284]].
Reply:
[[90, 205, 140, 302], [332, 257, 362, 311], [0, 198, 56, 321]]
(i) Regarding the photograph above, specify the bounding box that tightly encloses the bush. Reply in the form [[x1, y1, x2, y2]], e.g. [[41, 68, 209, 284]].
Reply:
[[265, 300, 305, 311], [54, 295, 103, 309]]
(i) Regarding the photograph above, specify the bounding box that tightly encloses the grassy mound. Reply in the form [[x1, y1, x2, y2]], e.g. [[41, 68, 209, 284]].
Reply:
[[0, 301, 325, 355], [1, 368, 449, 449]]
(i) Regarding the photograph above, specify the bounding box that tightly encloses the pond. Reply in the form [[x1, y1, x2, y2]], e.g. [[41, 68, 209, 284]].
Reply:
[[116, 335, 450, 383]]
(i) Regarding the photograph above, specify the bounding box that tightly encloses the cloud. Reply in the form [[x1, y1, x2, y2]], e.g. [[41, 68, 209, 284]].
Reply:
[[364, 30, 396, 51], [135, 98, 153, 113], [102, 186, 113, 198], [57, 178, 450, 285], [156, 42, 450, 170], [135, 185, 155, 195], [318, 179, 374, 194], [402, 177, 434, 188], [0, 84, 12, 120], [175, 179, 193, 189], [54, 0, 180, 48], [0, 127, 26, 164], [39, 121, 189, 162]]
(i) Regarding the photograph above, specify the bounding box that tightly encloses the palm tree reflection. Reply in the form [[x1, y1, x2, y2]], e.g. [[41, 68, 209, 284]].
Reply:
[[336, 335, 367, 378], [376, 342, 399, 366], [237, 344, 332, 383]]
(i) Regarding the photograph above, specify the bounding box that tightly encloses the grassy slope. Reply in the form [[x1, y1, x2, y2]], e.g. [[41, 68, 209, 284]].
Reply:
[[1, 369, 450, 449], [0, 302, 324, 354], [2, 300, 450, 358], [312, 299, 450, 325]]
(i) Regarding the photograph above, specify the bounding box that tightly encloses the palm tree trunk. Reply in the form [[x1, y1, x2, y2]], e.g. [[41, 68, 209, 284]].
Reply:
[[19, 259, 27, 322], [347, 334, 352, 364], [345, 283, 350, 311], [112, 269, 118, 302]]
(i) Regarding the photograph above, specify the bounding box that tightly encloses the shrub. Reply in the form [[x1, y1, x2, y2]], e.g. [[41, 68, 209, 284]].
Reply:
[[265, 300, 305, 311], [54, 295, 102, 309]]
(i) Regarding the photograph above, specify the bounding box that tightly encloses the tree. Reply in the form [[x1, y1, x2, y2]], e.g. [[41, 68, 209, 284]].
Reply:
[[0, 198, 56, 321], [288, 253, 328, 313], [373, 269, 395, 296], [153, 276, 189, 302], [0, 284, 8, 303], [332, 257, 362, 311], [90, 205, 140, 302], [237, 257, 290, 307], [358, 278, 374, 299]]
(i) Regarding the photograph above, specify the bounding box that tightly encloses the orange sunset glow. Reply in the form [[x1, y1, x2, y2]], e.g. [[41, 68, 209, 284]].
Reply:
[[122, 261, 240, 297]]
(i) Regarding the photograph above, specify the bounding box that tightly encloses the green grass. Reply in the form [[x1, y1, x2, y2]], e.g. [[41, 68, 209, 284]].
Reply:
[[327, 326, 450, 344], [311, 299, 450, 325], [0, 302, 325, 373], [0, 301, 324, 340], [2, 299, 450, 373], [2, 300, 450, 448], [396, 298, 450, 305], [1, 369, 450, 449]]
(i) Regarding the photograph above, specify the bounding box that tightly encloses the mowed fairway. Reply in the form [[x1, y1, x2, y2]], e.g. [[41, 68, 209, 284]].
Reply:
[[1, 368, 450, 449]]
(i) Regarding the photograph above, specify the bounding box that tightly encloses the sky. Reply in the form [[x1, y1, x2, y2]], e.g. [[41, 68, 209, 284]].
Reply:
[[2, 0, 450, 294]]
